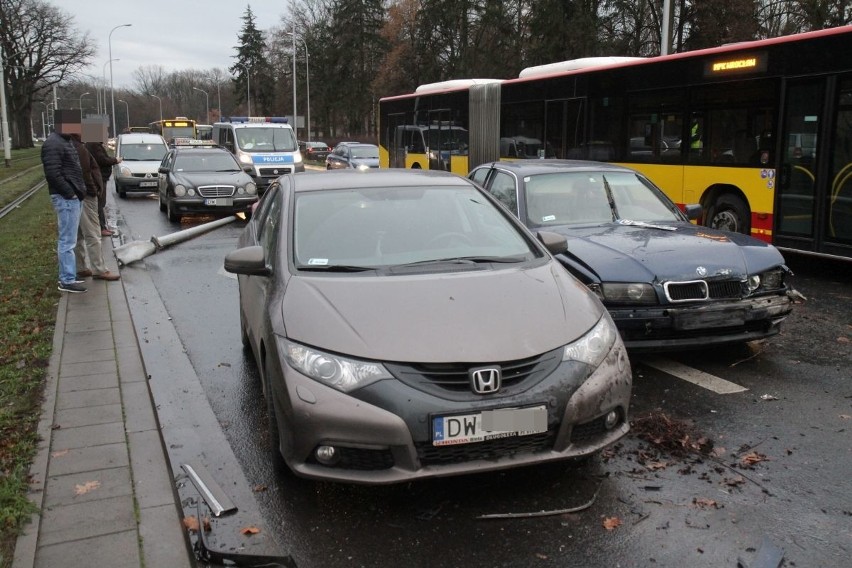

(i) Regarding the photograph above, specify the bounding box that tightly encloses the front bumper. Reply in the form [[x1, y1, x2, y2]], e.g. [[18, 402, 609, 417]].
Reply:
[[270, 341, 632, 484], [609, 293, 793, 351], [115, 176, 158, 193], [169, 196, 257, 216]]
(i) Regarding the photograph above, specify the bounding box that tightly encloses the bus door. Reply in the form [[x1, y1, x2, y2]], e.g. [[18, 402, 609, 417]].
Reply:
[[776, 77, 852, 256], [544, 99, 584, 159], [387, 113, 410, 168], [427, 109, 452, 171]]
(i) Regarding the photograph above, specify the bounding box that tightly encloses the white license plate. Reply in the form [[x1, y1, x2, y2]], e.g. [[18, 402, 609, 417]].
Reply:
[[139, 181, 157, 187], [204, 198, 234, 206], [432, 405, 547, 446]]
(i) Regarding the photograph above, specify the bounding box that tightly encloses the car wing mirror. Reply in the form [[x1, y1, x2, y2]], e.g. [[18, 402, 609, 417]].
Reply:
[[158, 166, 168, 174], [243, 165, 255, 173], [224, 246, 270, 276], [683, 203, 702, 220], [536, 231, 568, 255]]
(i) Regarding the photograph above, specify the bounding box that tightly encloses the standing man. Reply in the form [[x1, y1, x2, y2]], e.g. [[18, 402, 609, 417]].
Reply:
[[42, 114, 87, 293], [70, 133, 120, 281], [86, 140, 121, 235]]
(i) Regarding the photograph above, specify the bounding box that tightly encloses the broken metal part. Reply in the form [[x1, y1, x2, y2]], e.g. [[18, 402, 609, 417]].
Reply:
[[477, 483, 601, 519], [181, 462, 237, 517]]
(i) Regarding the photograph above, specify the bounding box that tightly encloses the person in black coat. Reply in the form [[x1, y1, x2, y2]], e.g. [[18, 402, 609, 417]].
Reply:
[[42, 128, 87, 293]]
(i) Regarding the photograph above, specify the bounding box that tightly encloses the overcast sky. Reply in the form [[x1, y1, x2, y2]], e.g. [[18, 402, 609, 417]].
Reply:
[[56, 1, 289, 88]]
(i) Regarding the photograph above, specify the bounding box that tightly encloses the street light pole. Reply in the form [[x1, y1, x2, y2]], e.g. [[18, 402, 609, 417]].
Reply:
[[109, 23, 132, 137], [290, 33, 310, 142], [0, 44, 11, 166], [102, 59, 118, 115], [79, 92, 90, 111], [117, 99, 130, 131], [235, 62, 251, 116], [192, 87, 209, 125], [292, 27, 297, 136], [151, 94, 163, 126]]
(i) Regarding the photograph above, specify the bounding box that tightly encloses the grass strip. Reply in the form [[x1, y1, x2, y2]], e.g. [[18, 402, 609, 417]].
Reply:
[[0, 168, 56, 568]]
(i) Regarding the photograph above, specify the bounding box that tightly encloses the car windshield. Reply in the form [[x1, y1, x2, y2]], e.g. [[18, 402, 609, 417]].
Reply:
[[174, 152, 241, 172], [293, 185, 538, 269], [120, 143, 167, 161], [524, 171, 681, 227], [351, 146, 379, 159], [236, 127, 297, 152]]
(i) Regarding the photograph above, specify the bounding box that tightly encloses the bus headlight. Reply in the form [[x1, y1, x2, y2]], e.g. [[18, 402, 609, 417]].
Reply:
[[238, 152, 253, 165]]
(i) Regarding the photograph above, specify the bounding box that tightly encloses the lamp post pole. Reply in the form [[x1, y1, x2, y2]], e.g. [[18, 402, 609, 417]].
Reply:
[[235, 63, 251, 116], [117, 99, 130, 131], [102, 59, 118, 115], [109, 23, 132, 137], [79, 92, 90, 111], [0, 44, 11, 166], [290, 33, 310, 142], [292, 29, 297, 136], [151, 94, 163, 126], [192, 87, 209, 125]]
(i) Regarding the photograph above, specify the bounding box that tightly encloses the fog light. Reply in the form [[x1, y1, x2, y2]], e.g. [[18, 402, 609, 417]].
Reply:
[[315, 445, 337, 464], [604, 410, 619, 430]]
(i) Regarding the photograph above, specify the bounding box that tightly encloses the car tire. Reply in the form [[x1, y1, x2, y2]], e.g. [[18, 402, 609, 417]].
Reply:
[[239, 307, 250, 351], [166, 199, 181, 223], [262, 357, 286, 473], [158, 192, 166, 212], [116, 183, 127, 199], [707, 194, 750, 235]]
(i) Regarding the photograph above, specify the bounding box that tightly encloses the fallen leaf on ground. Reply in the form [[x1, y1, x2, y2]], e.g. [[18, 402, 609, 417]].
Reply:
[[253, 484, 268, 492], [724, 475, 746, 487], [51, 449, 68, 458], [183, 516, 200, 533], [692, 497, 719, 509], [741, 452, 768, 467], [840, 415, 851, 420], [74, 480, 101, 495], [240, 526, 261, 535], [602, 517, 622, 531]]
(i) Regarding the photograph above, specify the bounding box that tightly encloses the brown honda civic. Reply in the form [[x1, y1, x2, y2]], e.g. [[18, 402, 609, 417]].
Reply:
[[224, 169, 632, 484]]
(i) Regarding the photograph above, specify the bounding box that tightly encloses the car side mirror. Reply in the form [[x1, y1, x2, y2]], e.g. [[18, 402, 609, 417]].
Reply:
[[683, 203, 702, 220], [243, 165, 255, 173], [536, 231, 568, 255], [224, 246, 270, 276], [158, 166, 168, 174]]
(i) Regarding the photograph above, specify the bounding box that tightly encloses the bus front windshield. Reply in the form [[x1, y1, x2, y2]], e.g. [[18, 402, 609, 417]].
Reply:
[[236, 128, 297, 152]]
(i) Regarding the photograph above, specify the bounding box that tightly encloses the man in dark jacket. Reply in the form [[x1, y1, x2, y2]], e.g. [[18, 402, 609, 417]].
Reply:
[[42, 124, 87, 293], [86, 141, 121, 235], [71, 134, 120, 281]]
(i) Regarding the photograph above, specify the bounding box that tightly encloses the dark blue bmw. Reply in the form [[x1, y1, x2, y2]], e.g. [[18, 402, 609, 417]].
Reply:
[[469, 160, 795, 351]]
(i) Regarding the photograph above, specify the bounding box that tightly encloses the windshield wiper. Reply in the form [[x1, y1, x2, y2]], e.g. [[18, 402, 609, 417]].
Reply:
[[616, 219, 677, 231], [398, 255, 527, 267], [298, 264, 375, 272]]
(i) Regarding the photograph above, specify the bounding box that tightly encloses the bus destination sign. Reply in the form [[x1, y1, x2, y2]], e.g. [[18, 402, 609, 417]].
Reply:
[[704, 52, 767, 77]]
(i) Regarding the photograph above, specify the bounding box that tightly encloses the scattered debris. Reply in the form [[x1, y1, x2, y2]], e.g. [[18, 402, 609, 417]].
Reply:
[[602, 516, 622, 531], [759, 394, 779, 401], [692, 497, 720, 509], [478, 484, 601, 519], [74, 480, 101, 495], [240, 526, 261, 535]]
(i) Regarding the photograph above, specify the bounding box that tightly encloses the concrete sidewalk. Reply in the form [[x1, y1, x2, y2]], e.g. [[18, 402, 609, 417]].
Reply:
[[12, 237, 194, 568]]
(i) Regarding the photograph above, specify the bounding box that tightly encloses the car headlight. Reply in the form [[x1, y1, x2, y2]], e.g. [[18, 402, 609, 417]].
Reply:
[[237, 186, 245, 195], [187, 188, 196, 196], [599, 282, 656, 304], [758, 268, 785, 290], [119, 166, 132, 177], [357, 164, 370, 171], [246, 182, 257, 195], [294, 152, 303, 163], [563, 316, 617, 368], [282, 339, 392, 392], [174, 184, 187, 197]]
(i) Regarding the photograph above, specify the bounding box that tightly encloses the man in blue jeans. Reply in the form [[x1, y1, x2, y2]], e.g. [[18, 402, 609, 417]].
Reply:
[[42, 113, 88, 293]]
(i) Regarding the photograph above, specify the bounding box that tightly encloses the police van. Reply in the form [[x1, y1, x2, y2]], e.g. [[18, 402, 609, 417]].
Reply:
[[212, 117, 304, 191]]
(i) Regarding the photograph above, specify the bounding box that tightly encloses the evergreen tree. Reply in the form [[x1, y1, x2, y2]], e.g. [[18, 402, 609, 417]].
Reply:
[[230, 5, 274, 115]]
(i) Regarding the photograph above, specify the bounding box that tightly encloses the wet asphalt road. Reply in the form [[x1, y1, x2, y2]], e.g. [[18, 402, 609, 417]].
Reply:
[[109, 185, 851, 568]]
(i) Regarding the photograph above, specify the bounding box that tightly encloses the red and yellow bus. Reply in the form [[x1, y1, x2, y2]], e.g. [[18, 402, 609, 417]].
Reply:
[[379, 26, 852, 260]]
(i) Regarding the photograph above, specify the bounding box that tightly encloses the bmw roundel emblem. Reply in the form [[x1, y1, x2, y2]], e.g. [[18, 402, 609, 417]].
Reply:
[[696, 266, 707, 276]]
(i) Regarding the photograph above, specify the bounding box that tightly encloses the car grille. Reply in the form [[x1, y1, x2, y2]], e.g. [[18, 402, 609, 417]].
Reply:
[[385, 348, 563, 396], [258, 166, 293, 176], [131, 173, 156, 179], [197, 185, 235, 198], [416, 430, 557, 466], [570, 415, 611, 443], [664, 279, 746, 302]]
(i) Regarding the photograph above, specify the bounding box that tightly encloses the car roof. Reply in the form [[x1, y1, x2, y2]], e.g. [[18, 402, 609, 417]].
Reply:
[[118, 133, 167, 145], [290, 169, 475, 193], [477, 159, 636, 176], [172, 146, 231, 155]]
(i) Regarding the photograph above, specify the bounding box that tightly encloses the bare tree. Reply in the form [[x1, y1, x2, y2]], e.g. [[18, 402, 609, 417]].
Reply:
[[0, 0, 94, 148]]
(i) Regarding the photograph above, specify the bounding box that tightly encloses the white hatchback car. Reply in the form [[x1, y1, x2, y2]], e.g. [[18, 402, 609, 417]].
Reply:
[[113, 133, 169, 198]]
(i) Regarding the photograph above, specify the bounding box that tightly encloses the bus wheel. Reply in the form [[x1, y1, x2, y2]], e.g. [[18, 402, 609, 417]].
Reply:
[[707, 194, 749, 235]]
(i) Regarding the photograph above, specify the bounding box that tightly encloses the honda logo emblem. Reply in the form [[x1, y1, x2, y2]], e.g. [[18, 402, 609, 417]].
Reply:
[[470, 366, 501, 394]]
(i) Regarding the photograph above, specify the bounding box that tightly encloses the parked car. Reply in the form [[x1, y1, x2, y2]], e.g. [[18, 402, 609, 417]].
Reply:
[[298, 140, 330, 162], [325, 143, 379, 170], [157, 142, 258, 222], [468, 160, 794, 351], [113, 133, 170, 198], [224, 169, 632, 484]]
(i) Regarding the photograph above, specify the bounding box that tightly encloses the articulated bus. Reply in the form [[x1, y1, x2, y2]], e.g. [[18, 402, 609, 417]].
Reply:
[[378, 26, 852, 260], [148, 117, 198, 145]]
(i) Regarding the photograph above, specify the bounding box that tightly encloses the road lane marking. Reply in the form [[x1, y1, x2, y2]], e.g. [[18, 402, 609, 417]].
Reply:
[[639, 357, 749, 394]]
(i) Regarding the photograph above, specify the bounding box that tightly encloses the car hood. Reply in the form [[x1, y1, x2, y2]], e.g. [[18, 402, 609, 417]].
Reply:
[[120, 160, 161, 175], [172, 171, 251, 186], [548, 222, 785, 282], [282, 263, 603, 363]]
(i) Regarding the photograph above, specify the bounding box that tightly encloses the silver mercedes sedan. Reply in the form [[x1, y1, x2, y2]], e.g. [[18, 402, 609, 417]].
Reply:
[[224, 169, 632, 484]]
